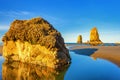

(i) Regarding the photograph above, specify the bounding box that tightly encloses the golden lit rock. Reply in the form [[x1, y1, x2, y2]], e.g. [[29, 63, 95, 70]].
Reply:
[[2, 17, 71, 68], [77, 35, 82, 43], [89, 27, 102, 45], [116, 42, 120, 44], [2, 61, 69, 80]]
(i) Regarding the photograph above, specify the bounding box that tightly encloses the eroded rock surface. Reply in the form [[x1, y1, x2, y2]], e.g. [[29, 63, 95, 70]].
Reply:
[[89, 27, 102, 45], [2, 17, 71, 68], [77, 35, 82, 43]]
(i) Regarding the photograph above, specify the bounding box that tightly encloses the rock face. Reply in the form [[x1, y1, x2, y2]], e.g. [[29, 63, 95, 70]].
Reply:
[[2, 17, 71, 68], [89, 27, 102, 45], [77, 35, 82, 43]]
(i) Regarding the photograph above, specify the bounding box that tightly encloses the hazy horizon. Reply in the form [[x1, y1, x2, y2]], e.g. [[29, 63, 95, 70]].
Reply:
[[0, 0, 120, 43]]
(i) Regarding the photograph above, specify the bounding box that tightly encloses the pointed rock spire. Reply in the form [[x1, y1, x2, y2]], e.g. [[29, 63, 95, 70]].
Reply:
[[77, 35, 82, 43], [89, 27, 102, 45]]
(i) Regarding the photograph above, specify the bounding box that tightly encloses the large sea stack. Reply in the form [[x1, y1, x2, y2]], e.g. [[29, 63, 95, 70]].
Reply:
[[77, 35, 82, 43], [89, 27, 102, 45], [2, 17, 71, 68]]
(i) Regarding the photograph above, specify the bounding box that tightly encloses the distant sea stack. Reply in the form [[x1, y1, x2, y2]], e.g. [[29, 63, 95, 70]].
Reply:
[[116, 42, 120, 44], [77, 35, 82, 43], [2, 17, 71, 68], [89, 27, 102, 45], [115, 42, 120, 45]]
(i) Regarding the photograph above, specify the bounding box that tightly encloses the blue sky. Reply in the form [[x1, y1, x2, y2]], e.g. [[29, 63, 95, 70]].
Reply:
[[0, 0, 120, 43]]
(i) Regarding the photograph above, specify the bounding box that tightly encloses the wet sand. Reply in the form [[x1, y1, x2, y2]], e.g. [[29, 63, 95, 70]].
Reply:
[[70, 46, 120, 67]]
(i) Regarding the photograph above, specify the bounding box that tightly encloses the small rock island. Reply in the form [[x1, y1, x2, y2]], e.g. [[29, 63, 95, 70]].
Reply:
[[89, 27, 102, 45], [77, 35, 82, 43], [2, 17, 71, 68]]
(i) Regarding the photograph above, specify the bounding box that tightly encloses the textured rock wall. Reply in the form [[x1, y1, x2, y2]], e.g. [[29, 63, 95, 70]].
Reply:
[[90, 27, 100, 41], [89, 27, 102, 45], [3, 40, 70, 68], [2, 17, 71, 68]]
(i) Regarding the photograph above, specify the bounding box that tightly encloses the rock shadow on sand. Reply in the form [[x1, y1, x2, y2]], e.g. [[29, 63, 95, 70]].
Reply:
[[71, 48, 98, 56]]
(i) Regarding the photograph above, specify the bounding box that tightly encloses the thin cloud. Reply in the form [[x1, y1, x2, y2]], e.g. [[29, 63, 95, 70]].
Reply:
[[40, 14, 64, 26], [0, 25, 9, 30], [20, 11, 30, 15], [8, 11, 30, 15], [0, 11, 62, 24], [0, 11, 65, 29], [0, 11, 32, 17]]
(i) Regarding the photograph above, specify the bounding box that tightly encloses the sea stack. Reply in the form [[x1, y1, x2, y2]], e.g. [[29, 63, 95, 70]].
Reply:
[[77, 35, 82, 43], [2, 17, 71, 68], [89, 27, 102, 45]]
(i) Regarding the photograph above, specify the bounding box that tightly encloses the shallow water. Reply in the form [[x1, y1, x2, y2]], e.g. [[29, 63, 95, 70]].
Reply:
[[0, 51, 120, 80], [65, 52, 120, 80]]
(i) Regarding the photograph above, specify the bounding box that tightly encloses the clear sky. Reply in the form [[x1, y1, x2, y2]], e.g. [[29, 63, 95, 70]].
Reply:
[[0, 0, 120, 43]]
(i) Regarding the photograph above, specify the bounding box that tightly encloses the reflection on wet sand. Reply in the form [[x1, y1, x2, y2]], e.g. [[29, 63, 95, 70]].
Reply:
[[90, 46, 120, 67], [91, 53, 120, 67], [70, 46, 120, 67], [2, 61, 69, 80]]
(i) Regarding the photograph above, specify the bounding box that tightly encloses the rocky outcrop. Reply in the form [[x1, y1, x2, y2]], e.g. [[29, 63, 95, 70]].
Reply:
[[115, 42, 120, 46], [77, 35, 82, 43], [2, 61, 69, 80], [89, 27, 102, 45], [2, 17, 71, 68]]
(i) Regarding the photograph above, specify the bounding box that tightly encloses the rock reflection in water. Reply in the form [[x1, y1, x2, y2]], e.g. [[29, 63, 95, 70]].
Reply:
[[2, 61, 69, 80]]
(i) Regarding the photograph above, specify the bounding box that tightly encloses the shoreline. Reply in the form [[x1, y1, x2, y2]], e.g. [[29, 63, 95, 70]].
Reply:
[[70, 46, 120, 67], [1, 45, 120, 67]]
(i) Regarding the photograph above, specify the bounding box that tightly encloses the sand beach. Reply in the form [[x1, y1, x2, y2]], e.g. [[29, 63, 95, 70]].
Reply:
[[70, 45, 120, 67]]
